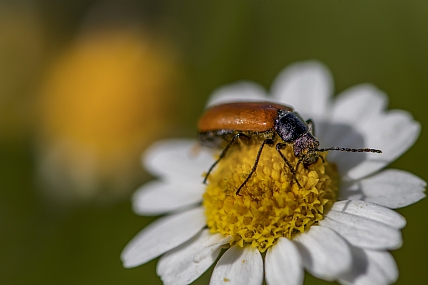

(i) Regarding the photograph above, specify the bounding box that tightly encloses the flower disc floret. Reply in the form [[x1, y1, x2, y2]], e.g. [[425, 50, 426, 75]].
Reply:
[[203, 140, 339, 252]]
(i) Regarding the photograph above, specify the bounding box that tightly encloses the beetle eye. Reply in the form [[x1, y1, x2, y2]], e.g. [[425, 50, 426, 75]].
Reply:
[[276, 113, 308, 142]]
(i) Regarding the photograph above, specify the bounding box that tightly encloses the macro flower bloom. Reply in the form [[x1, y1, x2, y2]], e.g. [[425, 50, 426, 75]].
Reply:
[[121, 61, 425, 285]]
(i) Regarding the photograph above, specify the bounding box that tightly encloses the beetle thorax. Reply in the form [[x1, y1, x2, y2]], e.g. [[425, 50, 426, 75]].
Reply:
[[275, 112, 308, 142]]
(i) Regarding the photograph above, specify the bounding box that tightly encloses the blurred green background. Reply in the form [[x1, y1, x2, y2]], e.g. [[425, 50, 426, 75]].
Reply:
[[2, 1, 427, 284]]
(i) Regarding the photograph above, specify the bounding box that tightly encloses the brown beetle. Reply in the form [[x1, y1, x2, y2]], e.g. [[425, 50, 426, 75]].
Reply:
[[198, 101, 381, 195]]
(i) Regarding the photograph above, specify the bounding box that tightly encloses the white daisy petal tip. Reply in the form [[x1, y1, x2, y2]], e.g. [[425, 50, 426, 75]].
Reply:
[[330, 200, 407, 229], [340, 169, 426, 209], [320, 208, 403, 250], [340, 110, 421, 180], [131, 180, 203, 216], [329, 83, 389, 127], [142, 138, 194, 175], [271, 60, 333, 118], [338, 248, 398, 285], [206, 81, 269, 107], [121, 207, 206, 268], [142, 138, 213, 180]]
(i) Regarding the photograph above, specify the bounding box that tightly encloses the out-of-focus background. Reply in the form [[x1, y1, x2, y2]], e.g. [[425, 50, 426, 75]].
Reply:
[[2, 1, 427, 284]]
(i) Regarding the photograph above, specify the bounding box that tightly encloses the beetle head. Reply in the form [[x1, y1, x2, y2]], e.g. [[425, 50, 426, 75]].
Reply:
[[293, 132, 320, 164]]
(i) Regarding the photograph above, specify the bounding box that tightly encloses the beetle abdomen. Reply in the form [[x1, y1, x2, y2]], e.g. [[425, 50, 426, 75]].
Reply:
[[198, 102, 293, 133]]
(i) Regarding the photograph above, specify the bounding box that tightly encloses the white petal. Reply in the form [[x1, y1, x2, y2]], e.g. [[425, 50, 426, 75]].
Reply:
[[331, 84, 388, 124], [334, 110, 420, 180], [320, 84, 387, 147], [121, 207, 206, 268], [143, 139, 213, 181], [338, 248, 398, 285], [294, 226, 352, 281], [358, 249, 398, 285], [193, 234, 232, 263], [207, 81, 268, 107], [340, 169, 426, 209], [157, 229, 222, 285], [319, 210, 402, 250], [265, 238, 303, 285], [271, 61, 333, 120], [329, 200, 406, 229], [210, 245, 263, 285], [132, 181, 203, 215]]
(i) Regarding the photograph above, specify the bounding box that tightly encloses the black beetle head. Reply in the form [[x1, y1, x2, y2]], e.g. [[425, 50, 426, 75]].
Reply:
[[275, 111, 321, 163], [294, 133, 320, 165]]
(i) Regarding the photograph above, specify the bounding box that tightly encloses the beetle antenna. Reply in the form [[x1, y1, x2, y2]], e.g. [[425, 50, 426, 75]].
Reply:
[[318, 147, 382, 153]]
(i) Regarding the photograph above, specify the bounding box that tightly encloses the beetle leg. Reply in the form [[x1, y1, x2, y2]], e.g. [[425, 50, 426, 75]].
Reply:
[[306, 119, 315, 136], [296, 156, 303, 171], [276, 143, 302, 188], [203, 133, 250, 184], [298, 151, 324, 170], [236, 138, 274, 195]]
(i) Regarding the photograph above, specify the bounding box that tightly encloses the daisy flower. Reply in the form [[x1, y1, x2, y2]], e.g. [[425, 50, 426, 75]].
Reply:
[[121, 61, 425, 285]]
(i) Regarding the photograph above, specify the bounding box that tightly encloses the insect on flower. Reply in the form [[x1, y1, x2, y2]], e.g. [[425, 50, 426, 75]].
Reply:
[[198, 101, 382, 195], [122, 62, 425, 285]]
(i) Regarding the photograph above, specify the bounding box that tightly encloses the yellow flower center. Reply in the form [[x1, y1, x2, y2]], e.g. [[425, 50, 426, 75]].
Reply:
[[203, 139, 339, 252]]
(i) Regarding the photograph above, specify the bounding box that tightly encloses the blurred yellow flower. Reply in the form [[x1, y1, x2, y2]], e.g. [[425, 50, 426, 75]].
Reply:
[[36, 26, 183, 204]]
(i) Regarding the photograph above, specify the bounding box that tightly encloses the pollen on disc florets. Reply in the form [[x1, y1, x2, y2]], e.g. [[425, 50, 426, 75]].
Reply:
[[202, 138, 339, 252]]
